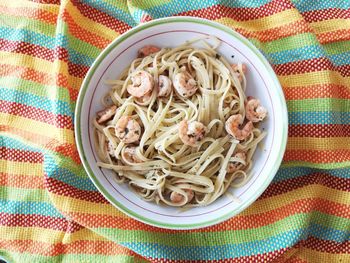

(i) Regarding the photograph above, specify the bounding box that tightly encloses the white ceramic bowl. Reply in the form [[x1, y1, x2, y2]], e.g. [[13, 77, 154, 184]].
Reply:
[[75, 17, 288, 230]]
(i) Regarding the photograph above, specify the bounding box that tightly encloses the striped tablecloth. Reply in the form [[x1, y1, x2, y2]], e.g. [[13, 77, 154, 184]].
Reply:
[[1, 0, 349, 262]]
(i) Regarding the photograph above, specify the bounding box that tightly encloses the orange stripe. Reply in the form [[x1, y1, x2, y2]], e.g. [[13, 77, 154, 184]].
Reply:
[[283, 84, 350, 100], [284, 149, 350, 164], [317, 29, 350, 44], [62, 10, 110, 49], [0, 5, 57, 24], [235, 19, 311, 43], [0, 173, 44, 189], [65, 198, 349, 233]]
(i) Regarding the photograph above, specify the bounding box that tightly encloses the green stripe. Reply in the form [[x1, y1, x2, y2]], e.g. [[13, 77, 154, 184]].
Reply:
[[1, 15, 56, 37], [97, 213, 349, 247], [287, 98, 350, 112], [0, 76, 72, 103], [324, 40, 350, 55], [0, 251, 142, 263], [98, 213, 309, 246], [0, 187, 51, 203], [283, 161, 350, 169], [255, 33, 318, 54], [102, 0, 131, 12]]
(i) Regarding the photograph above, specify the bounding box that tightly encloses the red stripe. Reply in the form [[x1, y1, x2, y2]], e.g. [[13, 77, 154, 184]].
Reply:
[[318, 29, 350, 44], [0, 213, 83, 233], [0, 100, 73, 129], [177, 0, 294, 21], [0, 38, 68, 62], [283, 149, 350, 164], [275, 57, 350, 77], [0, 239, 132, 256], [0, 173, 44, 189], [67, 62, 89, 79], [302, 8, 350, 23], [289, 124, 350, 137], [45, 177, 108, 204], [72, 1, 132, 34], [0, 64, 79, 101], [302, 236, 350, 253], [283, 84, 350, 100], [69, 198, 349, 232], [62, 11, 110, 49], [152, 247, 288, 262], [261, 172, 350, 198], [0, 147, 43, 163]]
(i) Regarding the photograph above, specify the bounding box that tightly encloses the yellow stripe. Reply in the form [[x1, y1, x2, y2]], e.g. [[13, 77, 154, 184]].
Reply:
[[0, 226, 106, 244], [311, 19, 350, 35], [1, 52, 83, 89], [242, 184, 350, 216], [279, 70, 350, 88], [298, 247, 350, 262], [50, 193, 127, 218], [65, 1, 119, 41], [0, 113, 75, 145], [216, 9, 301, 32], [0, 160, 43, 177], [0, 0, 59, 14], [287, 137, 350, 151]]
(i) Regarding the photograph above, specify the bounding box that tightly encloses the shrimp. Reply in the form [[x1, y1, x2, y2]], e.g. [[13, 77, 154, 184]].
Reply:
[[138, 45, 161, 58], [170, 189, 194, 204], [122, 146, 142, 163], [231, 63, 247, 83], [96, 105, 117, 124], [173, 71, 198, 98], [157, 75, 172, 97], [179, 120, 206, 147], [115, 116, 141, 143], [225, 114, 253, 141], [127, 71, 154, 98], [227, 152, 246, 173], [245, 97, 267, 122]]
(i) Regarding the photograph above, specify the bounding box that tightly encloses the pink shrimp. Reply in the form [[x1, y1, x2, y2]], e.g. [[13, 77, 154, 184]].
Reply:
[[227, 152, 247, 173], [245, 97, 267, 122], [115, 116, 141, 144], [96, 105, 117, 124], [127, 70, 154, 98], [138, 45, 161, 58], [170, 189, 194, 204], [225, 114, 253, 141], [179, 120, 206, 147]]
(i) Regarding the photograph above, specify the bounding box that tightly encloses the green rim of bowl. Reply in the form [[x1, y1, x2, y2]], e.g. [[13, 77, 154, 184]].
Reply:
[[74, 17, 288, 230]]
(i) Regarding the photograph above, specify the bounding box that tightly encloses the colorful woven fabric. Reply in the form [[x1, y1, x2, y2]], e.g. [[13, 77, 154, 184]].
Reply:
[[1, 0, 350, 262]]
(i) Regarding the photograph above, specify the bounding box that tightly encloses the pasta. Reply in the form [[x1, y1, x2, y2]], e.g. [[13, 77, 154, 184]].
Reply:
[[93, 38, 267, 207]]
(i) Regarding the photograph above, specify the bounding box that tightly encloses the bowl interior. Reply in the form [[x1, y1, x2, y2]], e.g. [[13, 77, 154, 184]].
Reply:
[[75, 17, 288, 229]]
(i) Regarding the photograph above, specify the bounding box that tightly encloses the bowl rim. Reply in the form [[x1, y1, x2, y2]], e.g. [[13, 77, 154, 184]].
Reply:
[[74, 16, 288, 230]]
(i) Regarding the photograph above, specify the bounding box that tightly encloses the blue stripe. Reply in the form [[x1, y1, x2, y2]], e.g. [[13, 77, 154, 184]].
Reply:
[[46, 167, 97, 191], [0, 27, 67, 50], [84, 0, 136, 26], [292, 0, 350, 13], [133, 0, 274, 21], [0, 27, 96, 66], [328, 51, 350, 67], [0, 200, 64, 218], [0, 87, 73, 118], [288, 112, 350, 125], [0, 136, 40, 153], [309, 224, 350, 243], [274, 167, 350, 182], [267, 45, 325, 65], [122, 229, 307, 260]]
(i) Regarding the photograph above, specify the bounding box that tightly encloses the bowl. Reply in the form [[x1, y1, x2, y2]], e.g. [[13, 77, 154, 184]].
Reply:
[[75, 17, 288, 230]]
